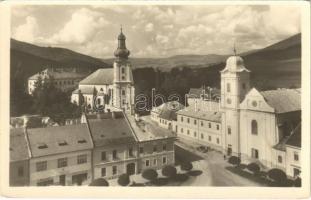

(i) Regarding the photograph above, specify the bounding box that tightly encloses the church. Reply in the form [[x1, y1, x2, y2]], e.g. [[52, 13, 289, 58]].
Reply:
[[71, 28, 135, 112]]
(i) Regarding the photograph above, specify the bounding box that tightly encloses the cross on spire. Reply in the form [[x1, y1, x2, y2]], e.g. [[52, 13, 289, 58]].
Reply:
[[233, 42, 237, 56], [120, 24, 123, 33]]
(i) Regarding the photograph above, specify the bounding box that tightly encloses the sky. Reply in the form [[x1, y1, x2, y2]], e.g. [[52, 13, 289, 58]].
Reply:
[[11, 5, 301, 58]]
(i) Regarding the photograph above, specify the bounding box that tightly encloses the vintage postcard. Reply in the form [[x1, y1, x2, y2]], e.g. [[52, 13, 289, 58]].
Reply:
[[0, 0, 310, 198]]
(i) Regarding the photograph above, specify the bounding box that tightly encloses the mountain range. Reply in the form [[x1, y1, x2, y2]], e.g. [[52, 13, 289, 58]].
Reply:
[[10, 33, 301, 90]]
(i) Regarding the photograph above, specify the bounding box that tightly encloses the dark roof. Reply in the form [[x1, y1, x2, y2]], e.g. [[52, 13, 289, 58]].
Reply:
[[27, 124, 93, 157], [154, 101, 184, 121], [188, 88, 204, 97], [87, 112, 136, 147], [80, 68, 113, 85], [260, 89, 301, 113], [159, 109, 178, 121], [10, 128, 30, 161], [286, 123, 301, 148]]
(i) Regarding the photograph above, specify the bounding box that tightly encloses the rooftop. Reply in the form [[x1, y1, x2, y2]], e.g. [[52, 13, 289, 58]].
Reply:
[[10, 128, 30, 162], [79, 68, 114, 85], [29, 68, 88, 80], [26, 124, 93, 157], [177, 106, 222, 123], [152, 101, 184, 121], [86, 112, 136, 147], [260, 88, 301, 113]]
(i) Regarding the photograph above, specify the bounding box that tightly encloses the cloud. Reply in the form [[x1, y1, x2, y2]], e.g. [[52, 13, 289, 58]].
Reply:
[[13, 16, 39, 43], [145, 23, 154, 32], [49, 8, 110, 44]]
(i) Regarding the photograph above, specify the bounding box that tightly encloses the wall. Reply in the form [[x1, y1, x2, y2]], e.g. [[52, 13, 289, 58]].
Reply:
[[29, 150, 92, 186], [10, 160, 29, 186], [285, 145, 301, 178]]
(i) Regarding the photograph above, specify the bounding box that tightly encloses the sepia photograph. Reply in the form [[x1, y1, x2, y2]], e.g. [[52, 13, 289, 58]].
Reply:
[[0, 0, 310, 198]]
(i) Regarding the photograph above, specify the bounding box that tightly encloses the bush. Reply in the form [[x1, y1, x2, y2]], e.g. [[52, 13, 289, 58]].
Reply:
[[228, 156, 241, 166], [247, 163, 260, 175], [142, 169, 158, 181], [180, 162, 193, 171], [89, 178, 109, 186], [118, 174, 130, 186], [268, 168, 287, 184], [162, 165, 177, 178]]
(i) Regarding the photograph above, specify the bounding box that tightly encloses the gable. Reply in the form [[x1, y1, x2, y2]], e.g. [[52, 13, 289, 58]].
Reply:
[[240, 88, 275, 113]]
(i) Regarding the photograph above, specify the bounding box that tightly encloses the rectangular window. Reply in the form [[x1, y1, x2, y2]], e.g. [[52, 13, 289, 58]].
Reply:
[[153, 159, 157, 166], [162, 156, 167, 164], [77, 154, 87, 164], [101, 151, 106, 161], [112, 166, 117, 175], [18, 166, 24, 177], [113, 150, 117, 159], [251, 148, 259, 159], [201, 121, 204, 126], [163, 144, 167, 151], [201, 134, 204, 139], [216, 125, 220, 130], [101, 168, 106, 177], [208, 123, 211, 128], [294, 152, 299, 161], [181, 128, 183, 133], [187, 130, 190, 135], [36, 161, 47, 172], [122, 90, 126, 96], [227, 83, 231, 92], [153, 145, 157, 153], [208, 136, 212, 141], [139, 147, 144, 154], [187, 118, 190, 123], [129, 148, 134, 157], [57, 158, 68, 168], [194, 120, 197, 125], [228, 127, 231, 135], [278, 156, 282, 163], [181, 117, 183, 122], [145, 160, 150, 167], [217, 138, 220, 144]]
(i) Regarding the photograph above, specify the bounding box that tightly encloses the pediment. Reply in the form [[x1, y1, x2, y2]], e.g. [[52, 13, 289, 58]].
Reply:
[[240, 88, 274, 113]]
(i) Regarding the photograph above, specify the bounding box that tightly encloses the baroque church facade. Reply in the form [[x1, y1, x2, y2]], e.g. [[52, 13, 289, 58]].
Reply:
[[71, 29, 135, 112]]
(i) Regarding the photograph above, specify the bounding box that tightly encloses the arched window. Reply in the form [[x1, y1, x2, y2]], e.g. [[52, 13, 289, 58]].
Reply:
[[251, 120, 258, 135], [121, 68, 125, 74], [227, 83, 231, 92]]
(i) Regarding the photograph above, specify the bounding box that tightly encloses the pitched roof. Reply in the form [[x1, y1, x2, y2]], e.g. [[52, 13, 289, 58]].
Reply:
[[29, 68, 88, 80], [87, 112, 136, 147], [10, 128, 30, 161], [26, 124, 93, 157], [177, 107, 222, 123], [260, 88, 301, 113], [80, 68, 113, 85], [286, 123, 301, 148], [153, 101, 184, 121]]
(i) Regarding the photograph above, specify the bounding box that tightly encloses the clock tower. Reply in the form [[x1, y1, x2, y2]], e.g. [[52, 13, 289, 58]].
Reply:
[[113, 28, 135, 111], [220, 52, 250, 157]]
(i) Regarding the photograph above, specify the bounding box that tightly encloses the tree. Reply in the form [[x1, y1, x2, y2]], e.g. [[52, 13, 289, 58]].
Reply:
[[180, 162, 193, 171], [142, 169, 158, 181], [89, 178, 109, 186], [247, 163, 260, 175], [118, 174, 130, 186], [162, 165, 177, 178], [268, 168, 287, 185], [228, 156, 241, 167]]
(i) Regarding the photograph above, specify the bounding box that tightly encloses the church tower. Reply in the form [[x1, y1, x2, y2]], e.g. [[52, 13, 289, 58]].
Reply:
[[220, 50, 250, 157], [112, 28, 135, 111]]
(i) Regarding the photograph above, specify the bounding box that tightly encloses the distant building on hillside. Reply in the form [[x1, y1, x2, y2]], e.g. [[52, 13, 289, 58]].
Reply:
[[71, 28, 135, 112], [28, 67, 90, 95]]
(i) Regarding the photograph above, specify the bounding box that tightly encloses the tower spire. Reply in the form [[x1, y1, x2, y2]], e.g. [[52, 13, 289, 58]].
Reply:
[[120, 24, 123, 33], [233, 42, 237, 56]]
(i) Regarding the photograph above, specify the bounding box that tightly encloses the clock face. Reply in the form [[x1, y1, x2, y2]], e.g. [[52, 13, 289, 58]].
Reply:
[[252, 101, 257, 107], [226, 98, 232, 104]]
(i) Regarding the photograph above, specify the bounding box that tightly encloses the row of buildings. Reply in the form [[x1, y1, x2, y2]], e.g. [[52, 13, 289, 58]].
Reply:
[[151, 55, 301, 178], [10, 110, 175, 186]]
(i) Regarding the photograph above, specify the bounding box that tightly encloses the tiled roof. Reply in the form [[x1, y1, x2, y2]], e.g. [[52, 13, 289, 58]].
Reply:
[[26, 124, 93, 157], [177, 107, 222, 123], [87, 112, 136, 147], [29, 68, 88, 80], [80, 68, 113, 85], [260, 88, 301, 113], [286, 123, 301, 148], [10, 128, 30, 161], [153, 101, 184, 121]]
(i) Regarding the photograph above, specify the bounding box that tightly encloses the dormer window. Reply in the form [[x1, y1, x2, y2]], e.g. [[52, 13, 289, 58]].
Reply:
[[38, 143, 48, 149], [58, 141, 68, 146]]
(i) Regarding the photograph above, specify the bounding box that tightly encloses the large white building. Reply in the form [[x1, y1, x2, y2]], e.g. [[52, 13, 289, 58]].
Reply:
[[153, 54, 301, 178], [71, 29, 135, 112]]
